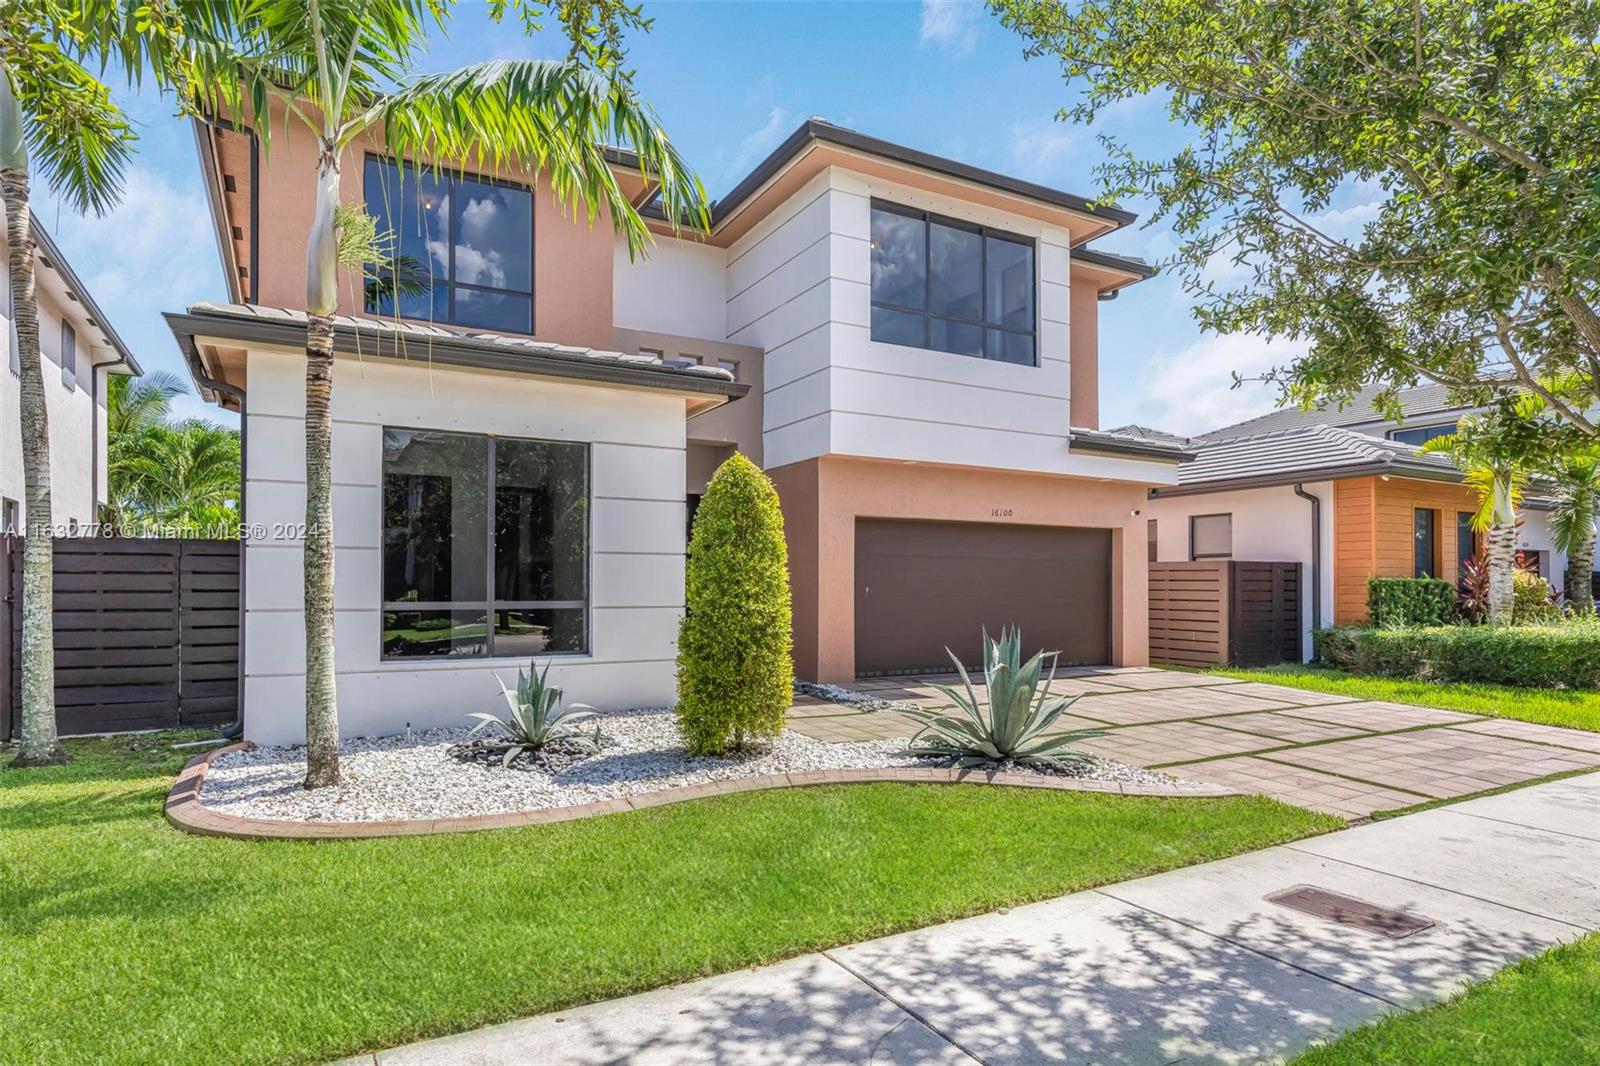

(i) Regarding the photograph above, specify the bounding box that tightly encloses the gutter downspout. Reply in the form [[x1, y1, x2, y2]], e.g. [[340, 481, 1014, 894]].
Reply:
[[1292, 483, 1322, 660], [192, 370, 247, 741]]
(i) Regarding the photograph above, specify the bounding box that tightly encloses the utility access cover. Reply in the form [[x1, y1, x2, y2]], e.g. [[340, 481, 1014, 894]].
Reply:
[[1266, 885, 1435, 939]]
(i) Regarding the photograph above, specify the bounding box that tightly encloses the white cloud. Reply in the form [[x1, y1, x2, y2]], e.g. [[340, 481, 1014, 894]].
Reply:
[[1129, 332, 1305, 436], [1008, 117, 1081, 179], [725, 106, 791, 181], [919, 0, 982, 57]]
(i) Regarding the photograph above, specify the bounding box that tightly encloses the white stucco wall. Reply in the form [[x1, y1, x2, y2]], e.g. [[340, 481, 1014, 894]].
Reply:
[[612, 236, 728, 342], [1145, 482, 1336, 660], [731, 166, 1171, 484], [240, 347, 690, 745], [0, 255, 110, 529]]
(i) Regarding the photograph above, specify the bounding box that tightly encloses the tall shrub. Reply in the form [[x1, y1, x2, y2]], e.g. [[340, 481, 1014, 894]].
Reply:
[[677, 453, 793, 754], [1366, 577, 1456, 627]]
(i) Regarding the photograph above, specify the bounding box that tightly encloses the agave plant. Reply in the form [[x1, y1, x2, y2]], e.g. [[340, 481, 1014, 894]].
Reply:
[[467, 662, 601, 767], [900, 628, 1099, 769]]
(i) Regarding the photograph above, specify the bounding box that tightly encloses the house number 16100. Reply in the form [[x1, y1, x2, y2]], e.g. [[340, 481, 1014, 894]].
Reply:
[[991, 508, 1014, 517]]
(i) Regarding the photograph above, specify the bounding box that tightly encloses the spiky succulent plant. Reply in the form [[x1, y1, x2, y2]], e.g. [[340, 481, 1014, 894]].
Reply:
[[900, 628, 1099, 769], [467, 661, 600, 767]]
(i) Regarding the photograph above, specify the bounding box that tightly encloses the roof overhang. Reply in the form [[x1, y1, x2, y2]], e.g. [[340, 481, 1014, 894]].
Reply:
[[1151, 458, 1469, 498], [1069, 428, 1195, 463], [1071, 247, 1157, 296], [32, 218, 140, 375], [166, 306, 749, 417]]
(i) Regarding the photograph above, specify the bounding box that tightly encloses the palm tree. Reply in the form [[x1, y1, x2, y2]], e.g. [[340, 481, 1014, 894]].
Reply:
[[0, 2, 142, 767], [183, 1, 708, 786], [119, 421, 242, 534], [1548, 454, 1600, 614], [1422, 394, 1549, 625], [104, 371, 185, 531]]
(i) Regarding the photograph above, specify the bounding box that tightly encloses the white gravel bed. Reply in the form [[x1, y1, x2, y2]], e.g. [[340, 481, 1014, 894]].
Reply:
[[199, 707, 1184, 823]]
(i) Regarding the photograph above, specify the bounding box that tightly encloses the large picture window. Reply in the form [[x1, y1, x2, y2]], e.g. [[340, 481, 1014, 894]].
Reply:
[[381, 428, 587, 659], [364, 157, 535, 333], [869, 200, 1036, 365]]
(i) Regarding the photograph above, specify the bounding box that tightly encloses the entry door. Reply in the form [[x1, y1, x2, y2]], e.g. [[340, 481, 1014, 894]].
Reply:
[[854, 519, 1112, 676]]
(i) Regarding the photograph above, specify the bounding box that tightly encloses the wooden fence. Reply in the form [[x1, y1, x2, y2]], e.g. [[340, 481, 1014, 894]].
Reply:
[[2, 537, 240, 739], [1148, 560, 1302, 669]]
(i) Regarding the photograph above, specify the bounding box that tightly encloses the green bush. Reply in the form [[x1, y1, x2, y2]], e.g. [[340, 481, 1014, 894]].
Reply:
[[676, 453, 794, 754], [1512, 570, 1561, 626], [1366, 577, 1456, 627], [1314, 619, 1600, 688]]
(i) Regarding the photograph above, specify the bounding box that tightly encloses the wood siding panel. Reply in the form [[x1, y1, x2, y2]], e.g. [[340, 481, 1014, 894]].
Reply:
[[1334, 476, 1480, 623]]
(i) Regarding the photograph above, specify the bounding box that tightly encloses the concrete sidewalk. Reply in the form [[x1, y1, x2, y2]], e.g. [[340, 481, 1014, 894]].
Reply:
[[350, 773, 1600, 1065]]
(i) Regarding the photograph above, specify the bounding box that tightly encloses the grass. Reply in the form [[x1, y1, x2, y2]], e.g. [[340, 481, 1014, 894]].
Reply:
[[1293, 933, 1600, 1064], [1210, 664, 1600, 733], [1, 732, 1338, 1066]]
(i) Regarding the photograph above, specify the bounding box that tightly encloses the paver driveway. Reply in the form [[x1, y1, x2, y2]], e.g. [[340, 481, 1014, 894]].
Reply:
[[790, 668, 1600, 818]]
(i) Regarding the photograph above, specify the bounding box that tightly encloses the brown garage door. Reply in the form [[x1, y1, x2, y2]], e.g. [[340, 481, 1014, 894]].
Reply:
[[854, 519, 1111, 676]]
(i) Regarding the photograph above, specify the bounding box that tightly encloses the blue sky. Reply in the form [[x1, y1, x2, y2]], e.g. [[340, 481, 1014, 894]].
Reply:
[[44, 0, 1322, 433]]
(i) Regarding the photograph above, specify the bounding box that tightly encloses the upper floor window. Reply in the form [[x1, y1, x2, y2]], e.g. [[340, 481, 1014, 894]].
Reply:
[[869, 201, 1036, 366], [1388, 422, 1456, 446], [364, 157, 534, 333], [60, 322, 76, 391]]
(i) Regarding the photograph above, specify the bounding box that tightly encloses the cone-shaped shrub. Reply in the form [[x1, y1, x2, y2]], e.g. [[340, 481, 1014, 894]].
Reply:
[[677, 452, 793, 754]]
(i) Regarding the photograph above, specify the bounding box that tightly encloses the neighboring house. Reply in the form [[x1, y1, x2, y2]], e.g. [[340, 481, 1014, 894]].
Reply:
[[170, 111, 1182, 744], [1138, 383, 1587, 660], [0, 218, 142, 533]]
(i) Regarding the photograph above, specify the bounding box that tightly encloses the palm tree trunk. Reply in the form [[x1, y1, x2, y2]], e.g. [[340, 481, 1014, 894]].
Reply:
[[3, 170, 64, 766], [1485, 523, 1517, 625], [1568, 525, 1596, 615], [302, 148, 341, 788]]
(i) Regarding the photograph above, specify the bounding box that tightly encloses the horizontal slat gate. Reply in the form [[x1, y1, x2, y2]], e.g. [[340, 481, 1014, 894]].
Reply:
[[3, 537, 239, 738], [1230, 561, 1302, 667], [1148, 561, 1228, 667]]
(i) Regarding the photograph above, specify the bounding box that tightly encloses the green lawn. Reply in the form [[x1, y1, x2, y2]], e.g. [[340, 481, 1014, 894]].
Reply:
[[1211, 664, 1600, 733], [1, 732, 1337, 1066], [1293, 934, 1600, 1065]]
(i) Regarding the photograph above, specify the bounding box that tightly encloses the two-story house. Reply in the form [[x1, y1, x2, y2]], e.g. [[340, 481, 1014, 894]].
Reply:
[[1139, 383, 1587, 658], [2, 218, 142, 533], [169, 112, 1186, 744]]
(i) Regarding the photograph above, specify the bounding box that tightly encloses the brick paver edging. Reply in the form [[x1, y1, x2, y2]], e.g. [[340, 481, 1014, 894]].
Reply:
[[164, 742, 1239, 841]]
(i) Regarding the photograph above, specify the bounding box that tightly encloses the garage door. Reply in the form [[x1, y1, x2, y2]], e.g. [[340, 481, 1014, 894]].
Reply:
[[854, 519, 1111, 676]]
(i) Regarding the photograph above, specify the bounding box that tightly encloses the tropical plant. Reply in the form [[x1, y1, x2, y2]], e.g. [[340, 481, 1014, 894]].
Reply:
[[180, 0, 709, 787], [467, 660, 600, 767], [1421, 394, 1551, 625], [992, 0, 1600, 441], [900, 628, 1099, 769], [0, 0, 160, 767], [676, 453, 792, 755], [115, 421, 242, 535], [1512, 569, 1561, 627], [1457, 558, 1490, 624], [1546, 454, 1600, 614]]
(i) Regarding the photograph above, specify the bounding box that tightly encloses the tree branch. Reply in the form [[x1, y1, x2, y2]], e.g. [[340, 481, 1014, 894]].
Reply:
[[1418, 107, 1551, 178], [1497, 315, 1598, 434]]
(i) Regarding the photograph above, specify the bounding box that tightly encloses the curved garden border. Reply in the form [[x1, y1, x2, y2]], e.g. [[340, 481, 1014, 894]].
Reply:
[[164, 742, 1240, 840]]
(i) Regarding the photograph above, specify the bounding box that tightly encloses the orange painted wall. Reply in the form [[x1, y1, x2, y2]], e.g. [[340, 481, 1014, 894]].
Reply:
[[771, 455, 1150, 682], [1334, 475, 1480, 622], [246, 100, 615, 350], [1068, 274, 1099, 429]]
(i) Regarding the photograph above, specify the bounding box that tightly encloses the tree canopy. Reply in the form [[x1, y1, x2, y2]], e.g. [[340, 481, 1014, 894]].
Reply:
[[993, 0, 1600, 433]]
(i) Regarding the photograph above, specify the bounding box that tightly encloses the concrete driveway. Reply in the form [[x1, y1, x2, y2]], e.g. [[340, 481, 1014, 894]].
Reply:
[[789, 668, 1600, 818]]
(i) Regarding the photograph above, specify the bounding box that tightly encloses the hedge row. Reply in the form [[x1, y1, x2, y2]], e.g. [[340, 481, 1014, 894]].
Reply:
[[1314, 621, 1600, 689], [1367, 577, 1456, 627]]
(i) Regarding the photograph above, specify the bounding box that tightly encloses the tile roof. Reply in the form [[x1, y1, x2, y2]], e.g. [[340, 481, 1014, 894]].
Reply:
[[1069, 426, 1196, 462], [1167, 424, 1461, 493], [1105, 424, 1195, 446], [1201, 383, 1468, 441]]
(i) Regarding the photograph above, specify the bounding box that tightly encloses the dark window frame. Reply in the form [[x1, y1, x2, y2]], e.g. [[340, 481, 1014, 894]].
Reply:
[[1189, 512, 1233, 560], [60, 321, 76, 391], [1456, 511, 1477, 577], [363, 154, 537, 334], [869, 199, 1038, 366], [1413, 507, 1439, 578], [1387, 422, 1457, 446], [379, 427, 591, 661]]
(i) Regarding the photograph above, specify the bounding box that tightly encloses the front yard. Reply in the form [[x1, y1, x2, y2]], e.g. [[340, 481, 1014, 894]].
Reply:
[[0, 732, 1335, 1065], [1293, 933, 1600, 1065], [1211, 664, 1600, 733]]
